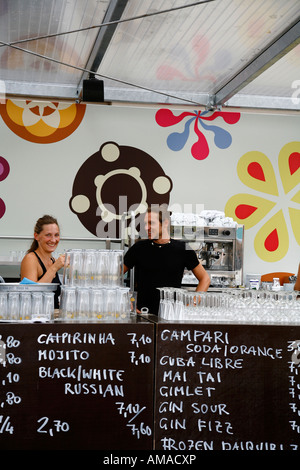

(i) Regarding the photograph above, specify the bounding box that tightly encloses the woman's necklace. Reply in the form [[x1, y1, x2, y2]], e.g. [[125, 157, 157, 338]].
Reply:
[[151, 239, 171, 248]]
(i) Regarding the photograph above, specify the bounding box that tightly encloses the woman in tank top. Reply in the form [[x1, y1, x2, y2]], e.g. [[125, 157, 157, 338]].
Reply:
[[20, 215, 65, 308]]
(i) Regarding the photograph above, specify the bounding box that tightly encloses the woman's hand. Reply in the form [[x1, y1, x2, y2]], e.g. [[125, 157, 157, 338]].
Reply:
[[53, 254, 66, 272]]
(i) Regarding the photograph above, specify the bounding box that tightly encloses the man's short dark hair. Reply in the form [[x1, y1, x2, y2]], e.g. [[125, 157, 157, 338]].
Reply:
[[146, 204, 172, 224]]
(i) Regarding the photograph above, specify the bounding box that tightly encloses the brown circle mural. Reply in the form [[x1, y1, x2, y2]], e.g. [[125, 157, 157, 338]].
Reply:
[[70, 142, 173, 238], [0, 100, 86, 143]]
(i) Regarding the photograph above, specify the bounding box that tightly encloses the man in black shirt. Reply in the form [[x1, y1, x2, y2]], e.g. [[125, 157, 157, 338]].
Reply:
[[124, 205, 210, 314]]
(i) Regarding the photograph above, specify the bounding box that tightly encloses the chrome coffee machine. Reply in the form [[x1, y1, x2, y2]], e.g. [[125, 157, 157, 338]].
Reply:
[[171, 224, 244, 288]]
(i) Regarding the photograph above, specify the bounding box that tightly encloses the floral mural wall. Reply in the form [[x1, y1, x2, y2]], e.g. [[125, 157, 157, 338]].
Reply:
[[0, 156, 9, 219], [155, 107, 300, 267], [225, 143, 300, 263], [0, 98, 299, 279], [0, 100, 86, 143], [69, 141, 173, 238], [155, 109, 241, 161]]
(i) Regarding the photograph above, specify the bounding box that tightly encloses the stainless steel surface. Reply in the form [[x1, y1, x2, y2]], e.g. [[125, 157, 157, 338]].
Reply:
[[0, 283, 59, 292], [172, 225, 244, 288]]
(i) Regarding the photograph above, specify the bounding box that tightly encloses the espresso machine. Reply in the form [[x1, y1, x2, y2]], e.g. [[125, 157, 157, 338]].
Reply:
[[171, 224, 244, 289]]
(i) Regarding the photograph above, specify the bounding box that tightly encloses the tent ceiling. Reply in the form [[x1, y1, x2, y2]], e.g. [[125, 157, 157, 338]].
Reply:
[[0, 0, 299, 110]]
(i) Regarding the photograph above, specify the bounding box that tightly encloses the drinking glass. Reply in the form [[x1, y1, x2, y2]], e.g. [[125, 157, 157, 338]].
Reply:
[[158, 288, 172, 319], [31, 293, 44, 321], [96, 250, 109, 286], [204, 292, 222, 322], [218, 291, 231, 322], [245, 290, 261, 324], [203, 292, 218, 321], [108, 250, 123, 286], [89, 288, 105, 322], [290, 292, 300, 323], [43, 292, 55, 321], [77, 287, 90, 322], [10, 250, 17, 261], [82, 249, 97, 286], [157, 288, 165, 318], [8, 292, 19, 321], [221, 290, 241, 323], [19, 292, 31, 321], [260, 291, 276, 323], [183, 291, 198, 321], [62, 251, 69, 284], [188, 291, 203, 320], [276, 292, 290, 324], [118, 287, 131, 320], [105, 288, 117, 320], [0, 293, 8, 320], [174, 289, 185, 320], [65, 249, 84, 286], [163, 288, 175, 320], [60, 286, 77, 322]]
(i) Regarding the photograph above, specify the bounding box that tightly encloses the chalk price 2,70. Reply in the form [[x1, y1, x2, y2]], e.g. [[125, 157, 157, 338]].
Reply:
[[37, 417, 70, 436]]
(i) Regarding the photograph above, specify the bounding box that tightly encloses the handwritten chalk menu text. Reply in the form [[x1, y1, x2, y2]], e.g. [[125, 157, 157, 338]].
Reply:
[[0, 321, 154, 450], [154, 323, 300, 451], [1, 320, 300, 450]]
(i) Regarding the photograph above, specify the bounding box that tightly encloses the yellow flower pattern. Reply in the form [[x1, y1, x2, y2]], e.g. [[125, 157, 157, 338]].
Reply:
[[225, 142, 300, 262]]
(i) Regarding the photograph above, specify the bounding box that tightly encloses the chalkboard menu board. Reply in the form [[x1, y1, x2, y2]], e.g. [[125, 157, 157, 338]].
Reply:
[[0, 320, 154, 450], [154, 322, 300, 451], [2, 318, 300, 452]]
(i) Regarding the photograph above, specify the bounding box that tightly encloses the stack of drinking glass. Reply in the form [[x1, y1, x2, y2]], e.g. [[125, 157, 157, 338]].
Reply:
[[60, 249, 131, 322], [0, 291, 55, 322], [157, 287, 300, 324]]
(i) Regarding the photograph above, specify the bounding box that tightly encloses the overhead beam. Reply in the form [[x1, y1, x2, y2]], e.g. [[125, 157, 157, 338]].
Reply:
[[77, 0, 129, 97], [225, 93, 300, 111], [4, 80, 78, 100], [212, 18, 300, 107]]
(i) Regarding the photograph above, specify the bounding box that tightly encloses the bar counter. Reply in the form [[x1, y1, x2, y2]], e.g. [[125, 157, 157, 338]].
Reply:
[[0, 308, 299, 451], [150, 314, 300, 451], [0, 316, 154, 450]]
